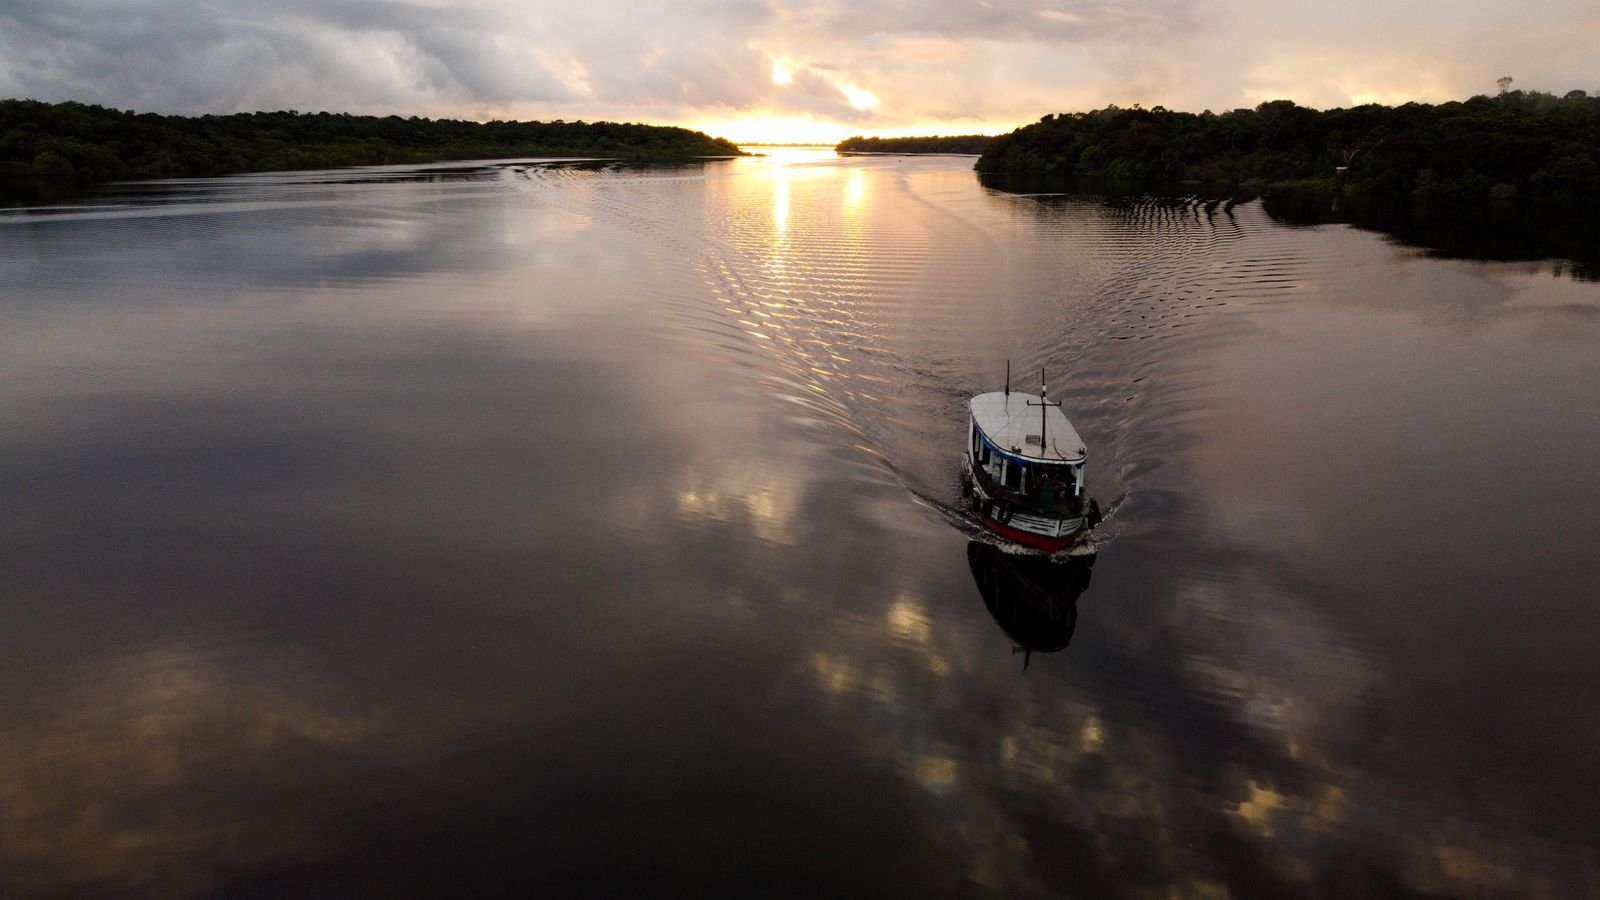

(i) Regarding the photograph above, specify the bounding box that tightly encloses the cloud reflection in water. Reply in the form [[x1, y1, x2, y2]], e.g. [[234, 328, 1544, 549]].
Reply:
[[1, 157, 1597, 897]]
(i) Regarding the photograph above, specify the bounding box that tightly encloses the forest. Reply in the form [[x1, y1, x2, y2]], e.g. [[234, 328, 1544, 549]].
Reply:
[[836, 135, 993, 154], [0, 100, 745, 183], [975, 91, 1600, 205]]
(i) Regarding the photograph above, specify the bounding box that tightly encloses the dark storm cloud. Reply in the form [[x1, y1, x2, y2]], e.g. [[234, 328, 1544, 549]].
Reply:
[[0, 0, 581, 111], [770, 0, 1195, 42], [0, 0, 1192, 119]]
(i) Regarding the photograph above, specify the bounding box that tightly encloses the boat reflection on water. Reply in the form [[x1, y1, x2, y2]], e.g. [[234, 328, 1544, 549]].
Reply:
[[967, 541, 1095, 670]]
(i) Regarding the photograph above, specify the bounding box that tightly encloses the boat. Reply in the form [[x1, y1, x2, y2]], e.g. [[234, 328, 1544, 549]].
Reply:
[[961, 370, 1102, 554]]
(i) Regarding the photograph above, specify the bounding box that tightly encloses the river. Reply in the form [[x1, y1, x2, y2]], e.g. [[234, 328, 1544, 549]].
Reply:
[[2, 148, 1596, 897]]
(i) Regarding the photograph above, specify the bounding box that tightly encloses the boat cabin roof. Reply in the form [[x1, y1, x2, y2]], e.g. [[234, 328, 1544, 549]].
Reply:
[[970, 391, 1086, 464]]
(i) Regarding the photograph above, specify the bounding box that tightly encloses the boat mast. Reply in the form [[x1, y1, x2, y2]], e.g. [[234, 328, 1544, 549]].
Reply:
[[1028, 367, 1062, 459]]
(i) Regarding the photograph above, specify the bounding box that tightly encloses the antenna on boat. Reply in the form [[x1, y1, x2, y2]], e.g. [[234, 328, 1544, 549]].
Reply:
[[1029, 366, 1062, 456], [1004, 360, 1010, 397]]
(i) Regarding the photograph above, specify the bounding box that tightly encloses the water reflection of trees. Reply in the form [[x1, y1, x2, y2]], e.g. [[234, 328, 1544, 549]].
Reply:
[[979, 173, 1599, 281], [967, 542, 1094, 669], [1263, 188, 1600, 280]]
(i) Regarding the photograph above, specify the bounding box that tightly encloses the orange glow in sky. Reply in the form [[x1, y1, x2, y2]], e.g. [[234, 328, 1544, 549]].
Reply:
[[2, 0, 1594, 140], [689, 115, 1017, 147]]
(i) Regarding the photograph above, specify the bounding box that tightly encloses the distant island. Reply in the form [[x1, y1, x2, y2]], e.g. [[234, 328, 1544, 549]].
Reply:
[[0, 99, 745, 183], [977, 91, 1600, 206], [836, 135, 993, 155]]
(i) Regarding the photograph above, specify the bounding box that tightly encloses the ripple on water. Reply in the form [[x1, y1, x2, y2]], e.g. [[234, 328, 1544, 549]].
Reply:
[[501, 158, 1344, 553]]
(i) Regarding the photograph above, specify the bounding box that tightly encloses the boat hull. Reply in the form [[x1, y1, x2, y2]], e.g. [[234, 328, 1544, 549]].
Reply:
[[962, 455, 1094, 553], [976, 516, 1088, 554]]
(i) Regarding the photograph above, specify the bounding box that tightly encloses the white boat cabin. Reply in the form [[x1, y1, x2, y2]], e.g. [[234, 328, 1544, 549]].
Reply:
[[968, 391, 1086, 500]]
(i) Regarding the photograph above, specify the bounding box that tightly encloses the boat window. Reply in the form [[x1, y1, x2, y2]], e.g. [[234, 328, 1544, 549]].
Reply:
[[1004, 461, 1022, 490]]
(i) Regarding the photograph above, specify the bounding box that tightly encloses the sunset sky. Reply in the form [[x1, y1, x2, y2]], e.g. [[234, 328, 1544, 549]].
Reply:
[[2, 0, 1596, 143]]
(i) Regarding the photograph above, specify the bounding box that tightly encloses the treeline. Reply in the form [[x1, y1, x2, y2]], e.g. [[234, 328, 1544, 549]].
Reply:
[[836, 135, 993, 154], [0, 99, 745, 183], [977, 91, 1600, 205]]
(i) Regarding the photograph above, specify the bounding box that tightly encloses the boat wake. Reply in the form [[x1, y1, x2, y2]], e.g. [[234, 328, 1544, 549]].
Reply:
[[500, 157, 1327, 544]]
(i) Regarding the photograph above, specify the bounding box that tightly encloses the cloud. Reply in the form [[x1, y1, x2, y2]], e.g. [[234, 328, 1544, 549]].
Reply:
[[0, 0, 1596, 138]]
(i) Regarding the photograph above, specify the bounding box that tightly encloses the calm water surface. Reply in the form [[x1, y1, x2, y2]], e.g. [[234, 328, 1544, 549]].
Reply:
[[2, 150, 1598, 897]]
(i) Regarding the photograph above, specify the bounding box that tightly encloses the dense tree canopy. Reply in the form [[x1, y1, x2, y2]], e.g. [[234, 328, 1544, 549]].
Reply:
[[976, 92, 1600, 205], [0, 100, 745, 183], [836, 135, 993, 154]]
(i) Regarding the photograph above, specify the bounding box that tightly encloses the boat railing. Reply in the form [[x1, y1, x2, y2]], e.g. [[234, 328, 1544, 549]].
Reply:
[[970, 460, 1087, 518]]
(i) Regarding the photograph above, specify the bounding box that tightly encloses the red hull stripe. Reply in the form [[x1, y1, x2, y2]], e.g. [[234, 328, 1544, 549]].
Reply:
[[981, 518, 1084, 553]]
